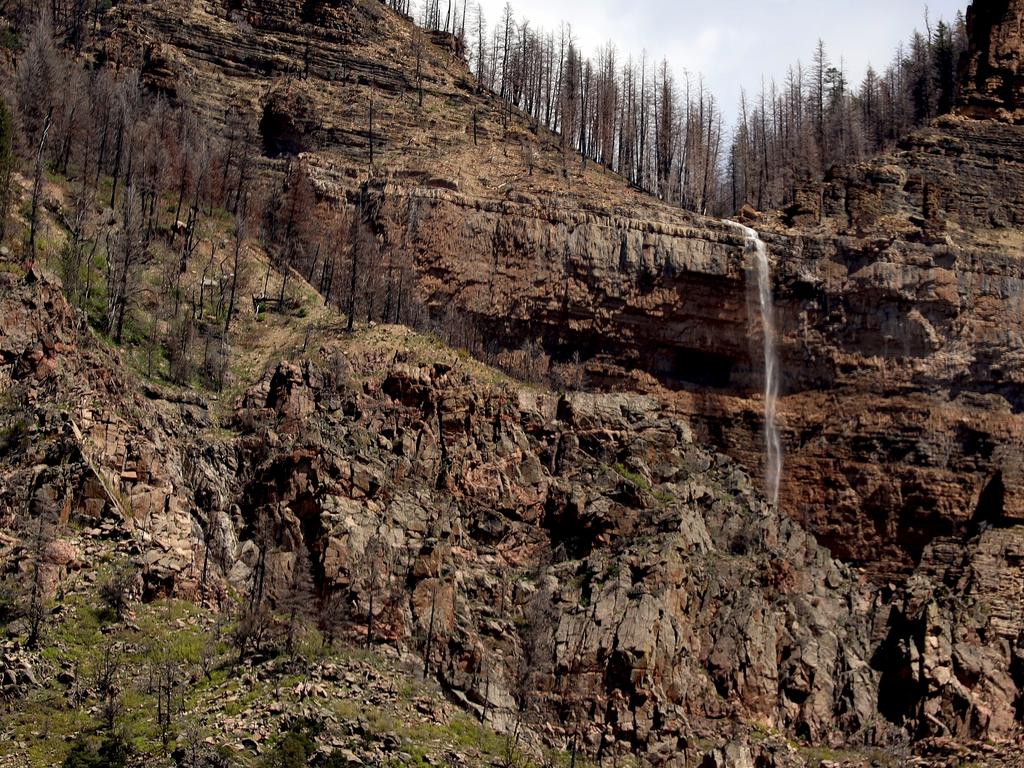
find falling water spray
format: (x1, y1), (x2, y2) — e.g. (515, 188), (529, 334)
(726, 221), (783, 507)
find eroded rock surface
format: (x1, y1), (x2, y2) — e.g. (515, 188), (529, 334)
(958, 0), (1024, 122)
(4, 0), (1023, 758)
(358, 117), (1024, 582)
(2, 266), (1022, 758)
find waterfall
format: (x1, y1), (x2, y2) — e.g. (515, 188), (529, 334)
(726, 221), (783, 507)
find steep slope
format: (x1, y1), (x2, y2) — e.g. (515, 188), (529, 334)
(102, 0), (669, 208)
(101, 0), (1024, 574)
(0, 255), (888, 765)
(84, 0), (1024, 750)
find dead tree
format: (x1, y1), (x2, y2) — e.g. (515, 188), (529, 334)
(27, 110), (52, 261)
(281, 545), (315, 657)
(92, 640), (125, 731)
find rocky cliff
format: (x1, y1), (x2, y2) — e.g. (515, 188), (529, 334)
(0, 263), (874, 762)
(4, 0), (1024, 761)
(362, 117), (1024, 571)
(105, 0), (1024, 579)
(3, 256), (1020, 765)
(958, 0), (1024, 122)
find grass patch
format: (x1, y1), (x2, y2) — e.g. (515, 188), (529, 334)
(612, 463), (652, 492)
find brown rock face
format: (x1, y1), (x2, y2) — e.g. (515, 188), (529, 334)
(361, 118), (1024, 579)
(6, 261), (1021, 753)
(72, 0), (1024, 751)
(958, 0), (1024, 121)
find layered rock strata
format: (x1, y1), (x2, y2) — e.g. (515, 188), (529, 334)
(361, 116), (1024, 578)
(958, 0), (1024, 122)
(3, 264), (1021, 756)
(31, 0), (1024, 751)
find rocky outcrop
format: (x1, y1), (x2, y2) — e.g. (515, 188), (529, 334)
(228, 361), (881, 749)
(0, 4), (998, 766)
(958, 0), (1024, 122)
(0, 643), (40, 696)
(259, 84), (322, 157)
(0, 266), (214, 602)
(358, 117), (1024, 581)
(3, 262), (1022, 755)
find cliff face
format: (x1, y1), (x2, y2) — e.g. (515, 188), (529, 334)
(59, 0), (1024, 751)
(0, 266), (877, 759)
(958, 0), (1024, 122)
(5, 248), (1024, 761)
(365, 117), (1024, 574)
(5, 260), (1022, 759)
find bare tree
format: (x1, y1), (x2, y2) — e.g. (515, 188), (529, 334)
(58, 179), (99, 307)
(231, 603), (272, 662)
(317, 589), (347, 650)
(355, 529), (394, 649)
(23, 510), (56, 649)
(411, 27), (426, 107)
(153, 655), (183, 753)
(280, 544), (315, 657)
(15, 18), (61, 149)
(105, 184), (147, 342)
(223, 213), (248, 338)
(0, 99), (14, 244)
(99, 565), (135, 622)
(92, 640), (125, 731)
(27, 109), (52, 261)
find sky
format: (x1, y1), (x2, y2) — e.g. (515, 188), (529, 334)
(468, 0), (968, 124)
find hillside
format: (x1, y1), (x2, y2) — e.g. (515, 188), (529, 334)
(0, 236), (901, 767)
(97, 0), (1024, 571)
(1, 0), (1024, 767)
(102, 0), (673, 209)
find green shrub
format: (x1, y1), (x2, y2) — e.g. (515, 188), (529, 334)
(612, 463), (652, 492)
(62, 733), (133, 768)
(0, 26), (19, 51)
(264, 718), (324, 768)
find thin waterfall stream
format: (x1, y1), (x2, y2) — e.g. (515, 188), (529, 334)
(726, 221), (783, 507)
